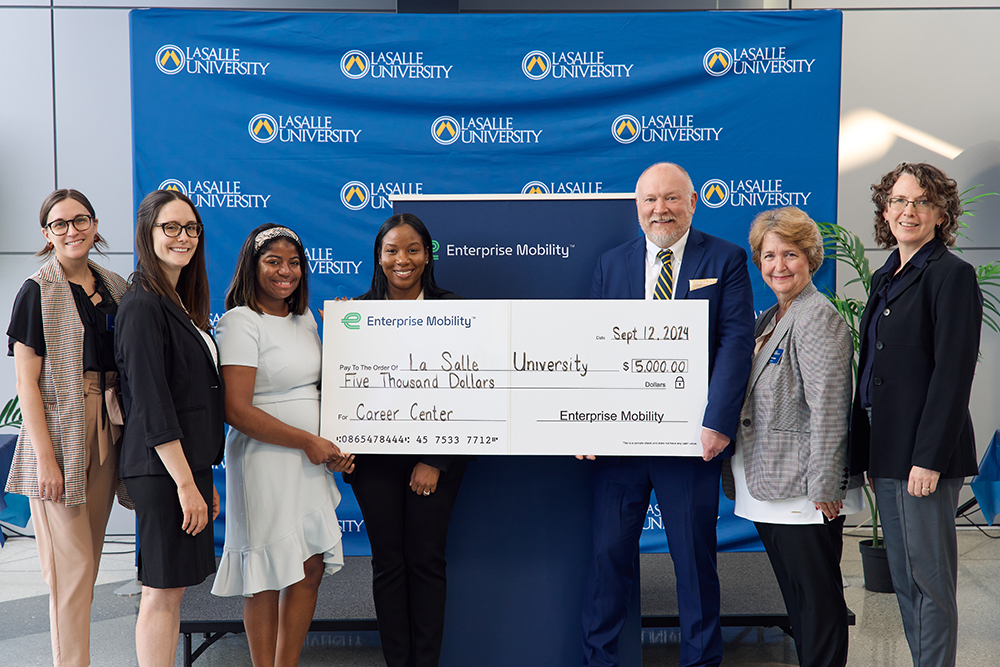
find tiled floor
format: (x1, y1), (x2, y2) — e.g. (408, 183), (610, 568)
(1, 525), (999, 666)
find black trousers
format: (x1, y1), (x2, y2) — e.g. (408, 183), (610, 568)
(352, 455), (464, 667)
(755, 517), (849, 667)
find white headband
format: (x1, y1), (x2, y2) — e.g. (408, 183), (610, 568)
(253, 227), (301, 252)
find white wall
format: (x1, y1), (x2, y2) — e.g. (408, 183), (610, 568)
(2, 2), (999, 531)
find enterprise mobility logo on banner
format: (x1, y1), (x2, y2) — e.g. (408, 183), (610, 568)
(521, 180), (603, 195)
(439, 238), (574, 260)
(521, 50), (633, 80)
(248, 114), (362, 144)
(702, 46), (815, 77)
(158, 179), (271, 209)
(431, 116), (543, 145)
(699, 178), (812, 209)
(340, 181), (423, 211)
(154, 44), (269, 76)
(611, 114), (723, 145)
(340, 50), (453, 79)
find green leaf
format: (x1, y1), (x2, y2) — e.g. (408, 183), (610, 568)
(1, 396), (22, 430)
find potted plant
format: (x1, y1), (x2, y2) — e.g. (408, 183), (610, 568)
(817, 186), (999, 593)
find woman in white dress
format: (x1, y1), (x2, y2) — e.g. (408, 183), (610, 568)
(211, 223), (354, 667)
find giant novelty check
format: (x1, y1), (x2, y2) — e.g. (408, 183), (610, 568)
(320, 300), (708, 456)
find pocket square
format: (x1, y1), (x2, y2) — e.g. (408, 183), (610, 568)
(689, 278), (718, 291)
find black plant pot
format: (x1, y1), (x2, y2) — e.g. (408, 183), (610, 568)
(859, 539), (894, 593)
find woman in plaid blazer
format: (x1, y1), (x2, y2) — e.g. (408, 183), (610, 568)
(731, 207), (864, 667)
(6, 189), (128, 667)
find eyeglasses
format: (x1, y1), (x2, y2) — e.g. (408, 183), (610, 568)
(46, 215), (94, 236)
(153, 222), (203, 238)
(887, 197), (936, 213)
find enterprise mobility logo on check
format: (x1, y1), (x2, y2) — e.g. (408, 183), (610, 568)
(341, 312), (473, 330)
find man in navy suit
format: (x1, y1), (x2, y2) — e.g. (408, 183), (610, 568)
(582, 163), (754, 667)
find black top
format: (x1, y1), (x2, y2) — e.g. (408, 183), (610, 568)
(115, 282), (225, 478)
(6, 272), (118, 372)
(848, 238), (982, 480)
(857, 239), (936, 409)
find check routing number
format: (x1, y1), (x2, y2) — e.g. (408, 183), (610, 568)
(320, 300), (708, 456)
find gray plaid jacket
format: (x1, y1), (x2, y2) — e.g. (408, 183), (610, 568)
(736, 282), (853, 502)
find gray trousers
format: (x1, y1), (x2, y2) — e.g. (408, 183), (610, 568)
(873, 477), (962, 667)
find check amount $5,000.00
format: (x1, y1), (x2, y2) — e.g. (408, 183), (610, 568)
(625, 358), (688, 374)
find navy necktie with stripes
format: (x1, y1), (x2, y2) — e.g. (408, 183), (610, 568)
(655, 248), (674, 300)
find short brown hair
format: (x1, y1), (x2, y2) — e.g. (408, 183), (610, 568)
(871, 163), (962, 249)
(748, 206), (824, 274)
(36, 189), (108, 258)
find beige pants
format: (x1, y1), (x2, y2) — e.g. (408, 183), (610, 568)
(29, 371), (119, 667)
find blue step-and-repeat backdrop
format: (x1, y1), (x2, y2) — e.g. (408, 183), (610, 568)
(130, 9), (843, 555)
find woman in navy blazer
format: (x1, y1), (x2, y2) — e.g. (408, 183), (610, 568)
(849, 163), (982, 667)
(115, 190), (224, 667)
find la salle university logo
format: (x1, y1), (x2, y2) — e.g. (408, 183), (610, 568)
(248, 114), (278, 143)
(522, 181), (549, 195)
(158, 179), (187, 195)
(700, 180), (730, 208)
(341, 50), (370, 79)
(522, 51), (551, 80)
(431, 116), (460, 145)
(341, 181), (370, 210)
(155, 45), (185, 75)
(612, 114), (640, 144)
(703, 48), (732, 76)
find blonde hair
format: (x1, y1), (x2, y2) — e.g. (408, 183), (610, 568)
(748, 206), (824, 274)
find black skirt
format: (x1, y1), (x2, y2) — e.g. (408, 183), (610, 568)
(125, 468), (216, 589)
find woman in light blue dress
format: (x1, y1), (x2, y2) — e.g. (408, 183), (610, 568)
(211, 223), (353, 667)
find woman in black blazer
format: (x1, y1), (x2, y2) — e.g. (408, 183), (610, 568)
(347, 213), (468, 667)
(849, 163), (982, 667)
(115, 190), (225, 667)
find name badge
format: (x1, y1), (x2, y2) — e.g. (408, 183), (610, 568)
(769, 348), (783, 364)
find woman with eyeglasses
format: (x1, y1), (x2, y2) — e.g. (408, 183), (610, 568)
(114, 190), (225, 667)
(849, 163), (982, 667)
(6, 190), (128, 667)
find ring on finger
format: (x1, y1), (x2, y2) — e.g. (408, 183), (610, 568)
(423, 490), (430, 496)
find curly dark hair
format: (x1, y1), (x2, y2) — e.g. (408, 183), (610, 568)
(871, 162), (962, 249)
